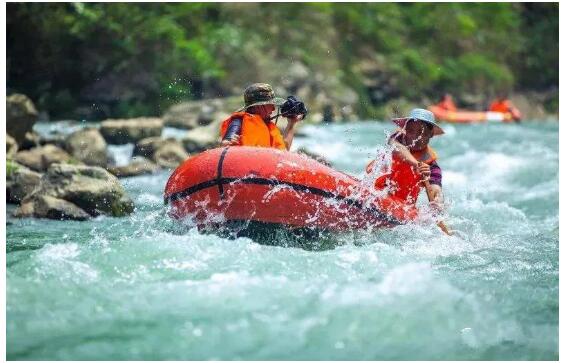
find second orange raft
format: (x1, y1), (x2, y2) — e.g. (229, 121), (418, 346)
(164, 147), (418, 232)
(428, 105), (517, 124)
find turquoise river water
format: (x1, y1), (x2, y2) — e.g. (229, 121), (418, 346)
(6, 121), (558, 360)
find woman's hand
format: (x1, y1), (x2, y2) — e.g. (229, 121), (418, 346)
(416, 161), (431, 180)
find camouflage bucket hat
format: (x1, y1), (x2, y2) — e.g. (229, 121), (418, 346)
(237, 83), (285, 112)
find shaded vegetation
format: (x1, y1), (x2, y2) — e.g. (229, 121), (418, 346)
(7, 2), (558, 119)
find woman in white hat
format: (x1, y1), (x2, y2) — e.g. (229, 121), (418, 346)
(365, 108), (446, 211)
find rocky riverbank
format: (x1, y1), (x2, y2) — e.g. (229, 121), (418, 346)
(6, 93), (254, 221)
(6, 95), (196, 220)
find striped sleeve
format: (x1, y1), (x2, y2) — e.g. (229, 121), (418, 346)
(223, 118), (242, 140)
(429, 161), (442, 187)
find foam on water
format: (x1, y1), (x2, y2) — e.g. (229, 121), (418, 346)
(7, 121), (558, 360)
(107, 144), (134, 166)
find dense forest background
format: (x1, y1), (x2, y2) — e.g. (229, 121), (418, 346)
(7, 2), (558, 120)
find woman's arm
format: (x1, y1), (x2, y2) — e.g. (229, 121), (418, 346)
(388, 138), (433, 180)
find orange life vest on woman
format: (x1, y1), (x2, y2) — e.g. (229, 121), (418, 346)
(366, 146), (438, 204)
(220, 112), (286, 150)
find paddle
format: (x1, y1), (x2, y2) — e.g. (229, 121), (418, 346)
(422, 179), (453, 236)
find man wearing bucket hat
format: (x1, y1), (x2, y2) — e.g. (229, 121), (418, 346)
(220, 83), (305, 150)
(365, 108), (446, 211)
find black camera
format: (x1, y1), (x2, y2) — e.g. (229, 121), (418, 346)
(280, 96), (307, 120)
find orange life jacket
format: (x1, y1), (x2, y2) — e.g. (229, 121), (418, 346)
(489, 100), (511, 113)
(489, 99), (522, 121)
(366, 146), (438, 204)
(220, 112), (286, 150)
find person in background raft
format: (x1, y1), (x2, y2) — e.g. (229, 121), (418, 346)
(220, 83), (304, 151)
(489, 95), (522, 122)
(365, 108), (445, 211)
(434, 93), (458, 112)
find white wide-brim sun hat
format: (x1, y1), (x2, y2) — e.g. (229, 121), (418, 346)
(392, 108), (445, 136)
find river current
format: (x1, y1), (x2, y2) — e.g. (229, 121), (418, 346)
(6, 120), (559, 360)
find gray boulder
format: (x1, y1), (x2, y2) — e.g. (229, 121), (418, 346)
(7, 135), (18, 158)
(19, 131), (69, 151)
(163, 97), (239, 129)
(6, 162), (42, 204)
(65, 128), (108, 167)
(14, 144), (72, 172)
(181, 118), (222, 153)
(18, 131), (41, 150)
(107, 157), (161, 178)
(7, 94), (38, 144)
(133, 137), (173, 159)
(133, 137), (189, 169)
(153, 143), (189, 169)
(14, 195), (91, 221)
(14, 163), (134, 220)
(163, 102), (198, 129)
(100, 117), (163, 144)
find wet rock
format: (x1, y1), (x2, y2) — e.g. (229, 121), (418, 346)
(181, 117), (222, 153)
(14, 163), (134, 219)
(181, 132), (219, 153)
(6, 161), (42, 204)
(14, 144), (72, 172)
(134, 137), (189, 169)
(7, 94), (38, 144)
(163, 98), (238, 129)
(18, 131), (70, 151)
(133, 137), (172, 159)
(100, 117), (163, 144)
(197, 104), (223, 126)
(107, 157), (161, 178)
(18, 131), (41, 150)
(64, 128), (108, 167)
(7, 135), (18, 158)
(14, 195), (91, 221)
(153, 142), (189, 169)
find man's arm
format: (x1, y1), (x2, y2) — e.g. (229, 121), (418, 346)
(221, 118), (242, 146)
(282, 116), (300, 151)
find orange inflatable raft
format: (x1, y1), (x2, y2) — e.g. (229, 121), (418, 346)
(164, 147), (418, 232)
(428, 105), (516, 124)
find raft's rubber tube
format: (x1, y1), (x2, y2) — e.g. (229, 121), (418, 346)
(164, 147), (418, 231)
(428, 105), (513, 124)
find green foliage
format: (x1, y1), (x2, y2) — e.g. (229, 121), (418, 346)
(6, 2), (558, 119)
(6, 160), (20, 177)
